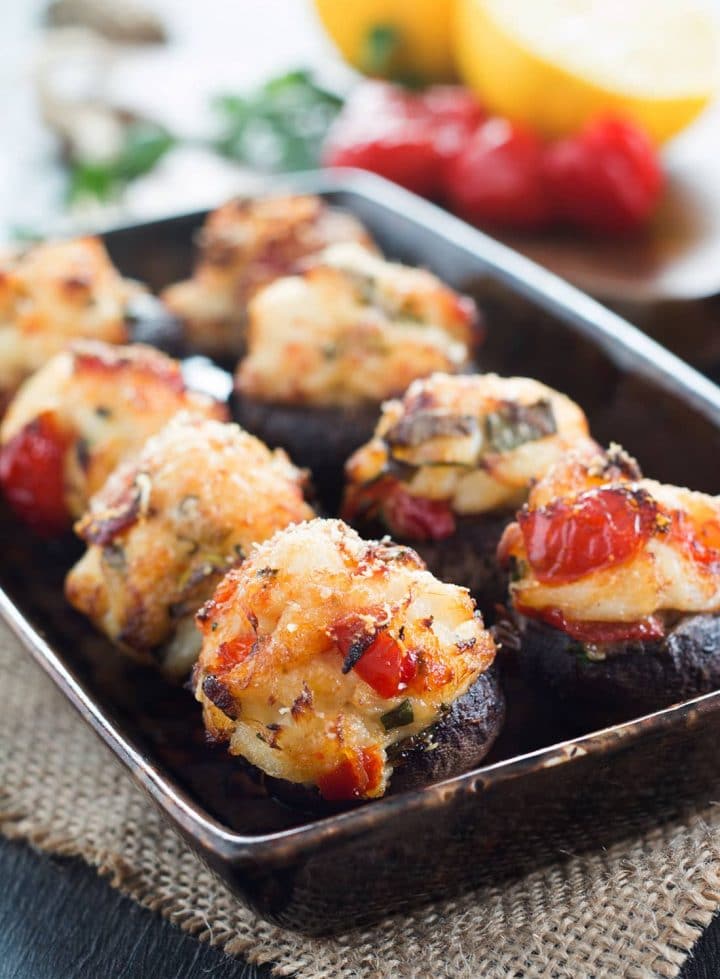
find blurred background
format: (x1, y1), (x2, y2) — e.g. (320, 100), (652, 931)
(2, 0), (720, 367)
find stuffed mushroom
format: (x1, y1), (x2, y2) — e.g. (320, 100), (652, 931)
(194, 518), (503, 804)
(161, 194), (374, 358)
(234, 244), (480, 499)
(0, 236), (140, 408)
(498, 442), (720, 728)
(0, 340), (226, 534)
(342, 372), (593, 609)
(65, 413), (314, 677)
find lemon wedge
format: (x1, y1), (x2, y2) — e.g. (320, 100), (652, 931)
(453, 0), (719, 142)
(314, 0), (456, 83)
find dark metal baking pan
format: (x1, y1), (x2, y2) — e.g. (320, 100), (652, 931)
(4, 169), (720, 935)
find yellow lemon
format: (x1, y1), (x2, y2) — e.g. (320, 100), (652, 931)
(454, 0), (719, 143)
(313, 0), (456, 84)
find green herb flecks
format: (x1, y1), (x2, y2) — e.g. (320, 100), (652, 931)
(485, 399), (557, 454)
(568, 640), (593, 664)
(213, 69), (343, 172)
(508, 556), (528, 583)
(380, 698), (414, 731)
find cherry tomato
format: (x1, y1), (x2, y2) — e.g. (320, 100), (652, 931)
(0, 413), (70, 536)
(323, 81), (440, 196)
(418, 85), (486, 168)
(382, 483), (456, 541)
(443, 117), (551, 230)
(317, 747), (384, 801)
(543, 115), (663, 234)
(322, 81), (484, 198)
(516, 603), (665, 643)
(518, 487), (657, 585)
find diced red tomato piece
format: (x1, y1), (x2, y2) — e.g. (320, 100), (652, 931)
(518, 487), (657, 585)
(543, 115), (663, 234)
(317, 747), (384, 801)
(0, 412), (70, 536)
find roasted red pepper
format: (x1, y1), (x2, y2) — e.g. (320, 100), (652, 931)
(516, 603), (665, 643)
(518, 486), (658, 585)
(343, 478), (456, 541)
(213, 634), (256, 676)
(331, 612), (418, 698)
(317, 747), (384, 801)
(382, 483), (456, 541)
(0, 412), (70, 535)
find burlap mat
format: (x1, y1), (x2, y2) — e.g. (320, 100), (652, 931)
(2, 620), (720, 978)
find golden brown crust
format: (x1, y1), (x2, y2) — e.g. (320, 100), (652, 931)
(0, 237), (137, 400)
(501, 444), (720, 624)
(235, 244), (477, 407)
(1, 340), (226, 519)
(194, 518), (496, 797)
(343, 372), (594, 528)
(161, 195), (374, 357)
(65, 413), (314, 675)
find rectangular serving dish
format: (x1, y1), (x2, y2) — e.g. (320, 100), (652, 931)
(5, 169), (720, 935)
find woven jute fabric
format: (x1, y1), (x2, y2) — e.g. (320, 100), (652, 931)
(2, 620), (720, 979)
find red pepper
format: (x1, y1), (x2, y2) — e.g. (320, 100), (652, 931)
(352, 631), (418, 698)
(443, 117), (551, 230)
(0, 413), (70, 536)
(317, 747), (384, 801)
(214, 634), (255, 676)
(518, 486), (658, 585)
(382, 483), (456, 541)
(516, 603), (665, 644)
(322, 81), (484, 198)
(343, 478), (456, 541)
(331, 612), (418, 698)
(543, 115), (663, 234)
(671, 510), (720, 569)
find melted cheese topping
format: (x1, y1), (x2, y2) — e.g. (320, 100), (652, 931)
(161, 194), (373, 357)
(194, 518), (495, 797)
(235, 244), (477, 406)
(502, 445), (720, 623)
(66, 413), (314, 675)
(0, 237), (136, 399)
(1, 341), (225, 518)
(344, 372), (593, 523)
